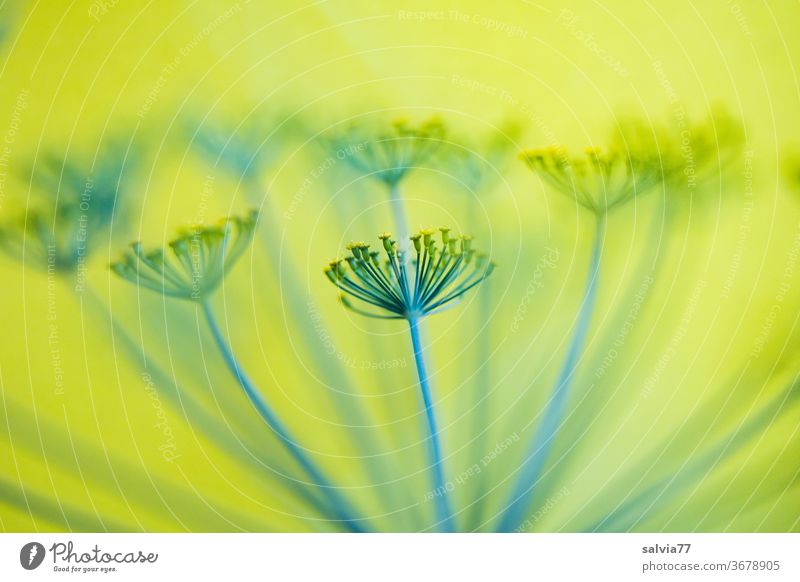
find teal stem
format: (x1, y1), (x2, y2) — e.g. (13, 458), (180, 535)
(467, 277), (493, 530)
(82, 288), (332, 518)
(464, 201), (493, 530)
(408, 315), (454, 532)
(393, 179), (445, 530)
(523, 202), (663, 506)
(200, 301), (365, 532)
(497, 216), (605, 532)
(245, 177), (408, 511)
(245, 177), (381, 434)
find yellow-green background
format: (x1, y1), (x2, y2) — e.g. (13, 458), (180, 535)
(0, 0), (798, 532)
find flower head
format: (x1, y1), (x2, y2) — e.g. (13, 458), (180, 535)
(326, 115), (446, 187)
(0, 204), (86, 271)
(187, 114), (292, 180)
(324, 227), (494, 319)
(0, 143), (136, 272)
(520, 145), (660, 214)
(31, 143), (136, 226)
(112, 210), (258, 301)
(613, 108), (744, 190)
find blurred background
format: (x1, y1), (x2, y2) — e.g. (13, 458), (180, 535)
(0, 0), (798, 532)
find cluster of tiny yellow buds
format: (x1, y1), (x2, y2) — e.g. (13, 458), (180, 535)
(112, 210), (258, 301)
(612, 110), (744, 190)
(409, 227), (474, 259)
(391, 117), (410, 131)
(390, 115), (445, 137)
(520, 146), (622, 171)
(519, 145), (567, 162)
(324, 228), (494, 319)
(326, 115), (447, 187)
(519, 143), (658, 214)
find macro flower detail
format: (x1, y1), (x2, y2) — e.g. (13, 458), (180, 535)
(325, 227), (494, 531)
(325, 116), (447, 245)
(187, 114), (294, 182)
(112, 209), (364, 531)
(520, 145), (660, 214)
(325, 227), (495, 319)
(615, 108), (744, 192)
(520, 110), (744, 216)
(111, 210), (258, 301)
(2, 0), (798, 550)
(0, 144), (135, 273)
(0, 204), (88, 272)
(328, 116), (446, 188)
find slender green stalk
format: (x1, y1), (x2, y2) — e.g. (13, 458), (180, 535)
(525, 203), (663, 505)
(245, 177), (409, 508)
(466, 277), (494, 529)
(246, 178), (382, 430)
(326, 228), (493, 531)
(497, 216), (605, 532)
(201, 301), (365, 532)
(465, 203), (493, 530)
(390, 181), (447, 530)
(409, 315), (454, 532)
(82, 288), (332, 518)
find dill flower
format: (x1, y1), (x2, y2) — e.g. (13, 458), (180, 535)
(0, 203), (85, 271)
(327, 115), (446, 188)
(325, 115), (446, 244)
(187, 115), (394, 488)
(519, 145), (660, 215)
(325, 227), (495, 320)
(111, 211), (258, 301)
(0, 144), (135, 273)
(187, 114), (291, 181)
(31, 144), (135, 225)
(511, 140), (632, 532)
(614, 108), (744, 192)
(325, 227), (494, 531)
(112, 210), (364, 531)
(520, 110), (744, 216)
(502, 110), (745, 533)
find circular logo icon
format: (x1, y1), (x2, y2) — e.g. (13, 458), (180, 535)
(20, 542), (46, 570)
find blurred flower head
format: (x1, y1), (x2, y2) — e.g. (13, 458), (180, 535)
(325, 226), (494, 319)
(186, 113), (294, 181)
(614, 107), (744, 192)
(112, 210), (258, 301)
(520, 144), (660, 214)
(0, 141), (136, 273)
(325, 115), (446, 187)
